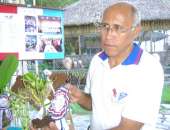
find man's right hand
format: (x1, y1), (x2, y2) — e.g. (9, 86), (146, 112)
(66, 83), (92, 111)
(66, 83), (82, 103)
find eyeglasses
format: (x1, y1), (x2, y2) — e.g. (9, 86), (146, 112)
(95, 22), (135, 34)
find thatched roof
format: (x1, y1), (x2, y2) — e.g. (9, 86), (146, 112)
(64, 0), (170, 26)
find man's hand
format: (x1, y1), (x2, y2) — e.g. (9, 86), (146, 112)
(66, 83), (82, 103)
(66, 83), (92, 111)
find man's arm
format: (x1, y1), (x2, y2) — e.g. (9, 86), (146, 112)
(110, 117), (143, 130)
(77, 92), (92, 111)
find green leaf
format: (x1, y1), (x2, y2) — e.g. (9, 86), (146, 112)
(0, 55), (18, 93)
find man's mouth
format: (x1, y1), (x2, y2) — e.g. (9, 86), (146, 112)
(104, 43), (117, 48)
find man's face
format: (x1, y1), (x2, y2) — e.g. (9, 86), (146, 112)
(100, 5), (140, 58)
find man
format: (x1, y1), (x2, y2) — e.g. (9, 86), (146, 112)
(67, 1), (164, 130)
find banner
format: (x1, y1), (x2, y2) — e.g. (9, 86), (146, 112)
(0, 4), (64, 60)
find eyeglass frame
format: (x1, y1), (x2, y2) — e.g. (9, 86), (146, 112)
(95, 22), (136, 34)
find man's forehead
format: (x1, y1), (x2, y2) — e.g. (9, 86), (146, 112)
(104, 3), (133, 16)
(102, 4), (134, 24)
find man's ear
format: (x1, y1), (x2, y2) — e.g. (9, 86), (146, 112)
(133, 24), (141, 39)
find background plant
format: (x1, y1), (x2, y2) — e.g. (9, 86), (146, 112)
(13, 72), (51, 111)
(35, 0), (79, 8)
(0, 55), (18, 94)
(9, 93), (30, 130)
(9, 72), (52, 129)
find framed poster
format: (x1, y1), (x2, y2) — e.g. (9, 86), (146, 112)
(0, 4), (64, 60)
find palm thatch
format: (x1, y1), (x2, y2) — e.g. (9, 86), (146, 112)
(64, 0), (170, 30)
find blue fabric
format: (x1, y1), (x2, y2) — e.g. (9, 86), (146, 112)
(98, 51), (108, 61)
(122, 43), (143, 65)
(98, 43), (143, 65)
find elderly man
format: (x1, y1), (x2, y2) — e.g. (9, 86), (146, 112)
(68, 1), (164, 130)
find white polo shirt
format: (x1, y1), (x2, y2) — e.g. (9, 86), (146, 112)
(84, 43), (164, 130)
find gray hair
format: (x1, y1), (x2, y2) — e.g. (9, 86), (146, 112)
(127, 2), (141, 26)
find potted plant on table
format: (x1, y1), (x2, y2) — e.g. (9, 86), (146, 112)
(11, 71), (54, 129)
(11, 71), (75, 130)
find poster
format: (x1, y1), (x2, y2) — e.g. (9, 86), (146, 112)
(0, 4), (64, 60)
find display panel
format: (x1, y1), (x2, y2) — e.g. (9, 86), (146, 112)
(0, 4), (64, 60)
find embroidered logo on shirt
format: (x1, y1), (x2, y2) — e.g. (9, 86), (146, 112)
(118, 92), (128, 101)
(112, 88), (128, 102)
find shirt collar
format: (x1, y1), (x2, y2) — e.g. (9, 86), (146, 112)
(98, 43), (143, 65)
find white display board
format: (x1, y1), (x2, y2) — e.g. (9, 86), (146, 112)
(0, 4), (64, 60)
